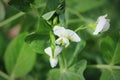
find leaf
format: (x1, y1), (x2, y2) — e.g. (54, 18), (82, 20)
(25, 32), (49, 54)
(110, 39), (120, 65)
(100, 36), (115, 64)
(44, 0), (65, 14)
(42, 0), (65, 25)
(0, 1), (5, 21)
(25, 17), (51, 54)
(100, 69), (120, 80)
(32, 0), (46, 9)
(100, 36), (120, 80)
(36, 17), (51, 34)
(21, 14), (36, 32)
(63, 40), (86, 66)
(44, 0), (59, 13)
(100, 36), (120, 65)
(8, 0), (34, 12)
(42, 11), (56, 20)
(4, 33), (36, 78)
(47, 60), (87, 80)
(67, 0), (105, 12)
(0, 34), (4, 57)
(69, 60), (87, 75)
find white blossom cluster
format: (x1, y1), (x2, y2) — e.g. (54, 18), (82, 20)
(44, 14), (110, 68)
(44, 26), (81, 68)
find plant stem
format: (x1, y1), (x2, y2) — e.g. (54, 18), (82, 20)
(67, 19), (82, 24)
(49, 31), (56, 57)
(59, 53), (67, 69)
(68, 41), (83, 67)
(87, 64), (120, 70)
(9, 74), (15, 80)
(0, 12), (25, 27)
(67, 8), (94, 24)
(67, 8), (85, 21)
(0, 70), (9, 80)
(75, 26), (87, 32)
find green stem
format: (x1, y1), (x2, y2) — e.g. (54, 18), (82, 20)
(36, 15), (40, 32)
(110, 39), (120, 65)
(67, 19), (82, 24)
(87, 64), (120, 70)
(67, 8), (85, 21)
(68, 42), (81, 67)
(9, 74), (15, 80)
(0, 12), (25, 27)
(49, 31), (56, 57)
(67, 8), (93, 24)
(75, 26), (87, 32)
(59, 53), (67, 69)
(0, 70), (9, 80)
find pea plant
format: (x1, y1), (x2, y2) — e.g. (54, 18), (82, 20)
(0, 0), (120, 80)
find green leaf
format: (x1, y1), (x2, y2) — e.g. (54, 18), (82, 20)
(8, 0), (34, 12)
(0, 34), (4, 57)
(44, 0), (59, 13)
(4, 33), (36, 78)
(21, 14), (36, 32)
(42, 0), (65, 25)
(100, 36), (115, 64)
(25, 32), (49, 54)
(32, 0), (46, 9)
(0, 1), (5, 21)
(36, 17), (51, 34)
(110, 39), (120, 65)
(42, 11), (56, 20)
(63, 40), (86, 66)
(44, 0), (65, 13)
(30, 0), (47, 15)
(100, 36), (120, 65)
(47, 60), (87, 80)
(100, 36), (120, 80)
(100, 69), (120, 80)
(69, 60), (87, 75)
(67, 0), (105, 12)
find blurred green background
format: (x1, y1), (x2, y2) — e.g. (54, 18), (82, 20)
(0, 0), (120, 80)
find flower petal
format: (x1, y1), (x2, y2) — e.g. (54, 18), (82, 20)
(93, 14), (109, 35)
(55, 37), (70, 47)
(102, 19), (110, 32)
(66, 29), (81, 42)
(54, 46), (63, 57)
(55, 37), (62, 45)
(62, 37), (70, 47)
(44, 47), (52, 57)
(53, 25), (65, 37)
(50, 57), (58, 68)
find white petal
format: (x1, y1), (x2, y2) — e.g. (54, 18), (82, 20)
(102, 19), (110, 32)
(93, 19), (106, 35)
(97, 14), (107, 22)
(93, 14), (109, 35)
(66, 29), (81, 42)
(50, 57), (58, 68)
(55, 37), (70, 47)
(103, 14), (108, 17)
(55, 37), (62, 45)
(62, 37), (70, 47)
(53, 25), (65, 37)
(44, 47), (52, 57)
(54, 46), (63, 57)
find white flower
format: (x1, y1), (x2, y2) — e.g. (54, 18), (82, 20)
(44, 46), (62, 68)
(93, 14), (110, 35)
(53, 26), (81, 47)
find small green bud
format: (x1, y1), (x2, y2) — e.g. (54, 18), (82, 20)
(53, 16), (58, 25)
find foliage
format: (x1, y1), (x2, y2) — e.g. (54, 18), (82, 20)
(0, 0), (120, 80)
